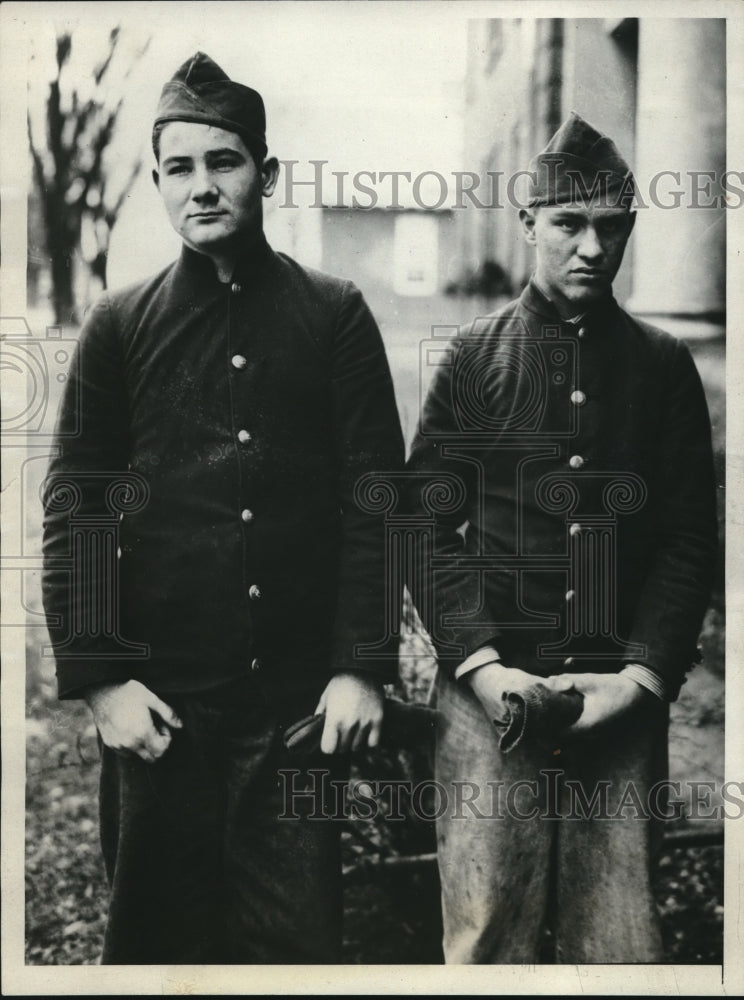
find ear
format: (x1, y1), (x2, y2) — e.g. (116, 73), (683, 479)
(261, 156), (280, 198)
(152, 169), (160, 191)
(519, 208), (537, 246)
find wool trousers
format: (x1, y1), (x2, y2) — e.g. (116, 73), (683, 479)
(434, 669), (669, 964)
(98, 674), (342, 964)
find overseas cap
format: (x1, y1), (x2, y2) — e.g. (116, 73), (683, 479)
(153, 51), (267, 160)
(527, 112), (635, 208)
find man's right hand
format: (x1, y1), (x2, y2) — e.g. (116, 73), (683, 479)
(466, 661), (540, 723)
(84, 679), (183, 763)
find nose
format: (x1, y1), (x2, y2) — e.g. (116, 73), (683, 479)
(190, 165), (219, 202)
(576, 225), (603, 261)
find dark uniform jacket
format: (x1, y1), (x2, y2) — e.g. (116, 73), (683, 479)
(406, 279), (717, 700)
(42, 236), (405, 701)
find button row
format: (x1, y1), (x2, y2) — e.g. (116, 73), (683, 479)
(238, 428), (254, 525)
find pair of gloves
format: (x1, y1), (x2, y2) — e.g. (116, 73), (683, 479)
(284, 681), (584, 756)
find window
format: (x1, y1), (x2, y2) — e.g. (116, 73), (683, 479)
(393, 214), (439, 297)
(486, 20), (504, 72)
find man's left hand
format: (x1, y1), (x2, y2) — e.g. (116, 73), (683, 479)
(314, 671), (385, 754)
(551, 672), (652, 737)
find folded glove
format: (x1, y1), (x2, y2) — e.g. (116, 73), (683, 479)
(284, 698), (440, 754)
(494, 683), (584, 754)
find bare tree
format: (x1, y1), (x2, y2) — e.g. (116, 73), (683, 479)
(28, 27), (150, 325)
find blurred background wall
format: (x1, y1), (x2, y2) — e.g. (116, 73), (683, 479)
(459, 17), (725, 340)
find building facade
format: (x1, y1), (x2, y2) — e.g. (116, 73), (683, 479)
(459, 17), (726, 339)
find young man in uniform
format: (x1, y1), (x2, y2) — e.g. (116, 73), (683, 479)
(42, 52), (404, 964)
(406, 113), (718, 962)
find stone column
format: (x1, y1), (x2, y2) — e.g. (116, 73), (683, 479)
(626, 18), (725, 335)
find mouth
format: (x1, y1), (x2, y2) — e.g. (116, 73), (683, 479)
(189, 211), (227, 220)
(571, 268), (606, 279)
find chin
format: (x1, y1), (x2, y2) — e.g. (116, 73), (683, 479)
(572, 289), (603, 305)
(567, 284), (606, 307)
(184, 228), (230, 246)
(191, 236), (230, 252)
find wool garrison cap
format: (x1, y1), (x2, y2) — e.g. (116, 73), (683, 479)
(153, 52), (267, 159)
(527, 112), (635, 208)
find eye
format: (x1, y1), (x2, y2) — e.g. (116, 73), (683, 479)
(556, 220), (579, 233)
(598, 218), (625, 236)
(166, 163), (191, 176)
(213, 158), (239, 171)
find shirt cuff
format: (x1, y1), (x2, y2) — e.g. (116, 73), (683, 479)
(454, 645), (501, 681)
(620, 663), (669, 702)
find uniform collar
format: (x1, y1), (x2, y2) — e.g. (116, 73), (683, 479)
(176, 232), (275, 291)
(520, 275), (618, 329)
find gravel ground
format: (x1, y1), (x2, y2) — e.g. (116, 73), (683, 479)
(25, 650), (723, 965)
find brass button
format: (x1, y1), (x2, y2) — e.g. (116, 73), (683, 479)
(231, 282), (242, 294)
(563, 656), (574, 667)
(565, 590), (576, 602)
(238, 429), (252, 444)
(570, 390), (586, 406)
(249, 584), (261, 600)
(241, 508), (254, 523)
(569, 523), (582, 537)
(250, 657), (261, 672)
(577, 326), (587, 339)
(231, 354), (247, 370)
(569, 455), (585, 469)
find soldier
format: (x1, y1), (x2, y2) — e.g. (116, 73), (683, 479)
(42, 52), (404, 964)
(406, 113), (718, 962)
